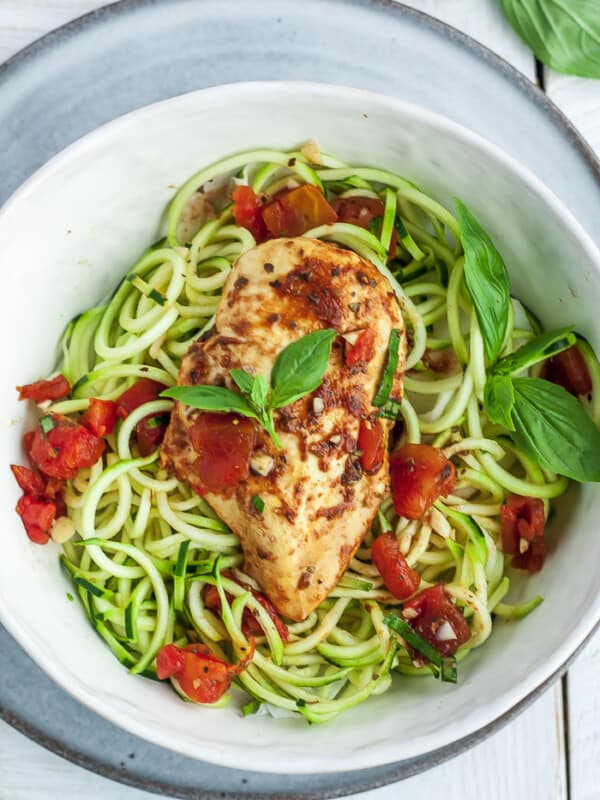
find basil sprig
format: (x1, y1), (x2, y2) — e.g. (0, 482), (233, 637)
(162, 329), (336, 449)
(484, 329), (600, 483)
(502, 0), (600, 79)
(455, 199), (510, 365)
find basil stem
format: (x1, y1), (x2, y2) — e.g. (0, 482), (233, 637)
(373, 328), (402, 407)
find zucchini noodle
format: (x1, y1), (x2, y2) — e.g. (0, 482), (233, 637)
(43, 145), (595, 722)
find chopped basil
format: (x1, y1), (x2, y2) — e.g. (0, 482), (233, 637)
(242, 699), (261, 716)
(384, 611), (458, 684)
(373, 328), (402, 407)
(40, 415), (56, 435)
(252, 494), (265, 514)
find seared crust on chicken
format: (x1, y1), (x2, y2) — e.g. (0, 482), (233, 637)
(161, 237), (405, 620)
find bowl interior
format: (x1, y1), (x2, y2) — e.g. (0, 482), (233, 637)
(1, 82), (599, 773)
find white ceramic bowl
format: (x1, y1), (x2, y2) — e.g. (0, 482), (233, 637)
(1, 82), (599, 774)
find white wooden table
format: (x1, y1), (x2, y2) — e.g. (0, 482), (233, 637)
(0, 2), (598, 798)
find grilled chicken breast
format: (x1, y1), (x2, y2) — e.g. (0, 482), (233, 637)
(161, 237), (405, 621)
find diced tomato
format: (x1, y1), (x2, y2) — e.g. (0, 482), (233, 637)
(136, 414), (169, 457)
(81, 398), (118, 438)
(17, 374), (70, 403)
(390, 444), (456, 520)
(23, 430), (35, 455)
(15, 494), (55, 544)
(10, 464), (45, 497)
(333, 195), (397, 259)
(29, 415), (105, 480)
(372, 531), (421, 600)
(333, 196), (384, 228)
(232, 185), (267, 243)
(203, 576), (289, 641)
(115, 380), (169, 455)
(261, 184), (337, 238)
(358, 418), (385, 473)
(345, 329), (376, 366)
(541, 344), (592, 396)
(500, 494), (546, 572)
(403, 584), (470, 657)
(190, 413), (256, 492)
(156, 643), (185, 679)
(116, 379), (166, 419)
(156, 640), (255, 704)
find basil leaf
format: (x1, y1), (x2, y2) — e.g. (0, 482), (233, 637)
(373, 328), (401, 407)
(251, 374), (269, 410)
(502, 0), (600, 78)
(269, 329), (336, 409)
(494, 326), (576, 376)
(511, 377), (600, 482)
(230, 368), (255, 396)
(161, 385), (258, 418)
(484, 374), (515, 430)
(455, 199), (510, 365)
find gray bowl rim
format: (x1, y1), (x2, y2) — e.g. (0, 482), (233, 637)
(0, 0), (599, 797)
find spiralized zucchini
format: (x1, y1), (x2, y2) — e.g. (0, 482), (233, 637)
(49, 146), (584, 722)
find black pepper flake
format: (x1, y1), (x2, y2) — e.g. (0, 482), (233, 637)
(270, 279), (282, 288)
(288, 157), (296, 167)
(263, 262), (275, 273)
(369, 278), (377, 287)
(348, 302), (361, 312)
(357, 271), (369, 285)
(299, 271), (311, 282)
(234, 276), (249, 290)
(331, 266), (341, 277)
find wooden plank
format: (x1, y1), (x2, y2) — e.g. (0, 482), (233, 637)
(398, 0), (536, 80)
(564, 631), (600, 800)
(0, 687), (567, 800)
(545, 68), (600, 800)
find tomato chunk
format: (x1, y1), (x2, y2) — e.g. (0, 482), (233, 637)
(500, 494), (546, 572)
(541, 344), (592, 396)
(136, 414), (170, 456)
(15, 494), (55, 544)
(190, 413), (256, 493)
(333, 195), (397, 259)
(81, 398), (118, 438)
(261, 185), (337, 238)
(358, 418), (385, 473)
(156, 640), (255, 704)
(10, 464), (45, 497)
(156, 643), (185, 679)
(116, 379), (169, 455)
(391, 444), (456, 520)
(232, 185), (267, 243)
(345, 329), (376, 366)
(204, 578), (289, 642)
(372, 532), (420, 600)
(116, 379), (166, 418)
(17, 374), (70, 403)
(29, 415), (105, 480)
(403, 584), (470, 657)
